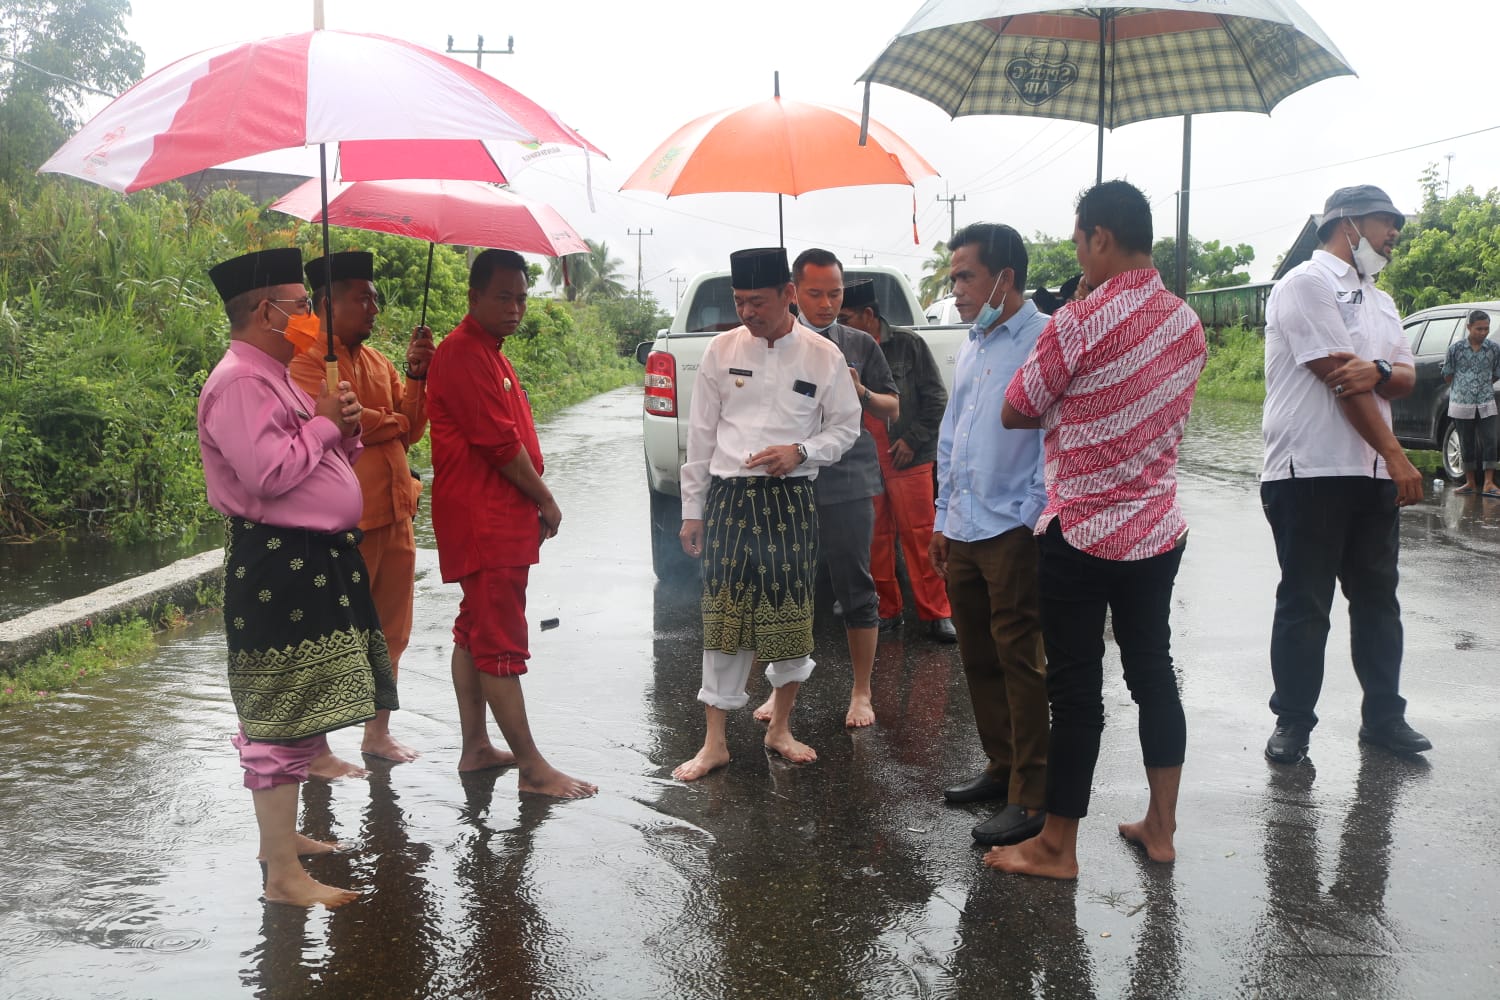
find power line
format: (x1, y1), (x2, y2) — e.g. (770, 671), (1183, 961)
(0, 52), (116, 97)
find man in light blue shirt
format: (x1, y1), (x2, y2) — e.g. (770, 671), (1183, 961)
(928, 222), (1050, 849)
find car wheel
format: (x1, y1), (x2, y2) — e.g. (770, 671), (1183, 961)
(1440, 420), (1465, 481)
(649, 487), (695, 582)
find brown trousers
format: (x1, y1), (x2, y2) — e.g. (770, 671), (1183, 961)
(359, 518), (417, 672)
(944, 526), (1049, 809)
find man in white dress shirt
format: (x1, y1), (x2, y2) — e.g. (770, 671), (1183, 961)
(673, 247), (862, 781)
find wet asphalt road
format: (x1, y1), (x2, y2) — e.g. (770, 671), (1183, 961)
(1, 388), (1498, 999)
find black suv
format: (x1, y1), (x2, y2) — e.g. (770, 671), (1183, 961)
(1394, 301), (1500, 478)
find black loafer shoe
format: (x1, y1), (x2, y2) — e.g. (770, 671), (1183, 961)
(943, 772), (1009, 804)
(1359, 718), (1432, 755)
(1264, 722), (1312, 765)
(972, 804), (1046, 846)
(928, 617), (958, 643)
(878, 615), (903, 634)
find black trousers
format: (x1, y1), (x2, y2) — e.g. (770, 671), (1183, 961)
(1260, 477), (1406, 731)
(1038, 520), (1186, 820)
(1454, 413), (1498, 472)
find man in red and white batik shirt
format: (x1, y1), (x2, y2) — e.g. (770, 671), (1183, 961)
(993, 180), (1206, 882)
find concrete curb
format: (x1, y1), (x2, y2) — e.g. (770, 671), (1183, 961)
(0, 549), (224, 675)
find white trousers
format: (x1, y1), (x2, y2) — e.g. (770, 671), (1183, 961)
(698, 650), (815, 710)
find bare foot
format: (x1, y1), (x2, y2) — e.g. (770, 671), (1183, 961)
(983, 839), (1078, 880)
(751, 696), (774, 723)
(263, 869), (361, 909)
(1118, 818), (1177, 862)
(457, 744), (519, 773)
(362, 732), (420, 763)
(517, 763), (598, 799)
(307, 752), (369, 781)
(765, 732), (817, 763)
(845, 694), (875, 728)
(673, 746), (732, 781)
(293, 833), (340, 857)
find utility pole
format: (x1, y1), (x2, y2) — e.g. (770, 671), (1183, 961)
(853, 251), (874, 266)
(670, 276), (688, 310)
(628, 228), (654, 299)
(936, 192), (967, 238)
(445, 34), (515, 68)
(1445, 152), (1455, 198)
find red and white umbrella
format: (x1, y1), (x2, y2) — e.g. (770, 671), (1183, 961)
(39, 29), (601, 385)
(38, 30), (594, 192)
(271, 178), (590, 325)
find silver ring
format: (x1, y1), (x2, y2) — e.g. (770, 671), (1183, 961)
(1334, 384), (1345, 395)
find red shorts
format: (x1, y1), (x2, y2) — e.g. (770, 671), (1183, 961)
(453, 566), (530, 677)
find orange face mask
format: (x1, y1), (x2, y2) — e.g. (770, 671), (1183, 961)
(282, 312), (323, 353)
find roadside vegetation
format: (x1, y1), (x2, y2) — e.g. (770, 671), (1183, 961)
(0, 177), (651, 543)
(0, 615), (157, 709)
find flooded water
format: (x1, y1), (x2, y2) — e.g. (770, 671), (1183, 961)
(1, 388), (1498, 999)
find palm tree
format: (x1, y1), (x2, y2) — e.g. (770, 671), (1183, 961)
(918, 241), (951, 308)
(547, 239), (628, 302)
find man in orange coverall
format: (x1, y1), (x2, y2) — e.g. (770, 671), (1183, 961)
(291, 250), (432, 775)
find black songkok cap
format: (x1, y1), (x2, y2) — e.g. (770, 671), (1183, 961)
(842, 278), (876, 312)
(305, 251), (374, 291)
(208, 248), (304, 303)
(730, 247), (791, 290)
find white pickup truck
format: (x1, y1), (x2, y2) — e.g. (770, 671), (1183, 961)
(634, 265), (968, 579)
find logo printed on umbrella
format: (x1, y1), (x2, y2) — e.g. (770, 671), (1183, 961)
(1005, 41), (1079, 107)
(1251, 24), (1300, 80)
(84, 127), (127, 175)
(649, 146), (683, 180)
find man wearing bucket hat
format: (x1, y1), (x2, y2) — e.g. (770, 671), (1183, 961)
(1260, 184), (1429, 766)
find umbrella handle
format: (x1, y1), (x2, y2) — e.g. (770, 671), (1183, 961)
(319, 143), (339, 393)
(421, 242), (434, 329)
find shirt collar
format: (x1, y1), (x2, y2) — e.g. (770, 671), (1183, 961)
(969, 298), (1040, 342)
(1311, 248), (1355, 278)
(228, 338), (292, 375)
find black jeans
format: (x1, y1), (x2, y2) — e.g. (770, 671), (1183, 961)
(1038, 520), (1187, 820)
(1454, 413), (1498, 472)
(1260, 477), (1405, 731)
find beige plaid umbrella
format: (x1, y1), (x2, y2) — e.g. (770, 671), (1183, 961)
(857, 0), (1353, 289)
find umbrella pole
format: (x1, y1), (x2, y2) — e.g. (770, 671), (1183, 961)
(319, 143), (338, 393)
(778, 194), (784, 249)
(1176, 115), (1192, 299)
(1096, 13), (1107, 186)
(421, 242), (434, 329)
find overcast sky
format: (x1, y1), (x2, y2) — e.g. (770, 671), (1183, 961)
(117, 0), (1500, 304)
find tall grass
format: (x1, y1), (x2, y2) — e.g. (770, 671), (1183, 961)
(0, 179), (636, 542)
(1196, 325), (1266, 402)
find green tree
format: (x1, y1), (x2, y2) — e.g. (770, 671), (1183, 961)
(1025, 232), (1080, 291)
(1152, 235), (1254, 291)
(1380, 165), (1500, 313)
(918, 241), (951, 307)
(1, 0), (144, 184)
(547, 238), (627, 302)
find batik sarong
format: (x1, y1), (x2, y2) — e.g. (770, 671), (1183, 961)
(701, 476), (818, 661)
(223, 518), (398, 742)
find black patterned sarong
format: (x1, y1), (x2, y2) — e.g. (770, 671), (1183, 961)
(223, 518), (398, 742)
(701, 476), (818, 661)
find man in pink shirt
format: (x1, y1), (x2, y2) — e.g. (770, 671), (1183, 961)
(996, 181), (1206, 881)
(199, 247), (396, 908)
(427, 249), (595, 799)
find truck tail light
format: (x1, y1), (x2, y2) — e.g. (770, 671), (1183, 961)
(643, 350), (677, 417)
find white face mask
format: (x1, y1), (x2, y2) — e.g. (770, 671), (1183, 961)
(1345, 228), (1388, 279)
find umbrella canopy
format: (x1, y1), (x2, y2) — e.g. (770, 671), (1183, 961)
(271, 178), (590, 257)
(859, 0), (1353, 180)
(621, 90), (937, 245)
(623, 96), (936, 197)
(38, 29), (596, 193)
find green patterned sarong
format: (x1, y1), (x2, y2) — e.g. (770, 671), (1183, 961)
(702, 476), (818, 662)
(223, 518), (398, 742)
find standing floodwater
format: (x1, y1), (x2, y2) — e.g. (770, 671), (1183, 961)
(0, 387), (1497, 998)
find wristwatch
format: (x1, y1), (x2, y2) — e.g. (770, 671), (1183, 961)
(794, 443), (808, 464)
(1373, 359), (1392, 385)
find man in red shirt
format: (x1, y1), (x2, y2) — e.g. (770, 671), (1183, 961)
(996, 181), (1206, 880)
(426, 249), (596, 799)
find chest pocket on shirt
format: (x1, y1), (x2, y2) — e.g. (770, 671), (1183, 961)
(784, 380), (819, 420)
(888, 360), (912, 385)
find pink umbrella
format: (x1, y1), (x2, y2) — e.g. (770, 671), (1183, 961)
(271, 178), (591, 323)
(38, 30), (601, 386)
